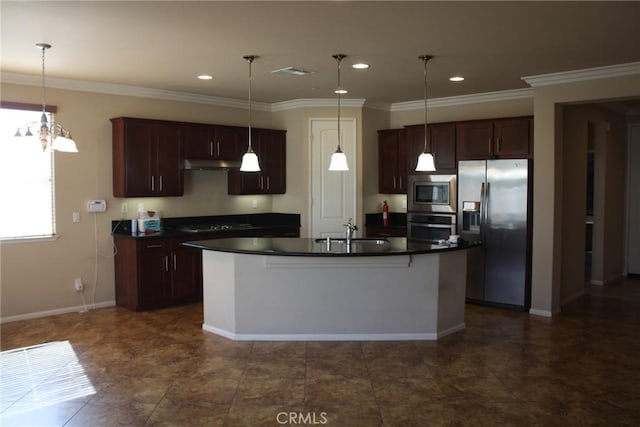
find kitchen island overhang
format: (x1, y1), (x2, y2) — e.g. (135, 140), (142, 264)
(184, 237), (480, 341)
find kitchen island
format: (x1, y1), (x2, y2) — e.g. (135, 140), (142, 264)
(184, 237), (480, 341)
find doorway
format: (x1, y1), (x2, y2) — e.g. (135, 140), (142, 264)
(309, 118), (356, 238)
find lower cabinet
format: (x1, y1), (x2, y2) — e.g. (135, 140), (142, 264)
(114, 236), (203, 311)
(114, 226), (300, 311)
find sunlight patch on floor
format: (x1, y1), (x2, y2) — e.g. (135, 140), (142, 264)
(0, 341), (95, 419)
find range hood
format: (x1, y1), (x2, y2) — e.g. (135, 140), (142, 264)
(183, 158), (241, 170)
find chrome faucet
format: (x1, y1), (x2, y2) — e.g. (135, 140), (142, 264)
(344, 218), (358, 244)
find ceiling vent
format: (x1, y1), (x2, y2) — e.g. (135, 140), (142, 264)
(271, 67), (315, 76)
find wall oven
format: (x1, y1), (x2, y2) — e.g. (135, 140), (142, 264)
(407, 213), (456, 242)
(407, 175), (457, 213)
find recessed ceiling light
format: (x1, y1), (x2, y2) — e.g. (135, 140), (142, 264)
(449, 76), (464, 82)
(198, 74), (213, 80)
(352, 63), (369, 69)
(334, 89), (348, 94)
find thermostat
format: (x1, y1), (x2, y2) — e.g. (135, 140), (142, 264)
(87, 200), (107, 213)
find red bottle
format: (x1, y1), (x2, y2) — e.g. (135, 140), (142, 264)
(382, 200), (389, 226)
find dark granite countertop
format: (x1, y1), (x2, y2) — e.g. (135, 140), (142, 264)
(111, 213), (300, 239)
(183, 237), (480, 257)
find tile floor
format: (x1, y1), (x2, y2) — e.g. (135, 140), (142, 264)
(1, 278), (639, 426)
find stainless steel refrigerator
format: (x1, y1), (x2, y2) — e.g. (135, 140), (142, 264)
(457, 159), (533, 310)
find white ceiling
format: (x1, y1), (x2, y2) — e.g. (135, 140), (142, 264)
(2, 1), (640, 105)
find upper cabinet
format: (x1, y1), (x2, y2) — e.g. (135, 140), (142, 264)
(378, 129), (408, 194)
(184, 124), (245, 161)
(456, 117), (532, 160)
(112, 117), (183, 197)
(228, 129), (286, 195)
(405, 123), (457, 174)
(112, 117), (286, 197)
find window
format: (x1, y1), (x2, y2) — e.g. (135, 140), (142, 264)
(0, 108), (56, 239)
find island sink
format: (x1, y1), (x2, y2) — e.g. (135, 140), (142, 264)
(314, 237), (389, 245)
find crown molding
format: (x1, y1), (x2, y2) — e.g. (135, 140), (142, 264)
(390, 88), (533, 112)
(271, 98), (367, 112)
(522, 61), (640, 87)
(0, 72), (272, 112)
(2, 71), (532, 113)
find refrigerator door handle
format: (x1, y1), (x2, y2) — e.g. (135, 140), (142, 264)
(484, 182), (490, 226)
(480, 182), (486, 239)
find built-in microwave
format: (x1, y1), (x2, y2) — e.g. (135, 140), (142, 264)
(407, 174), (457, 213)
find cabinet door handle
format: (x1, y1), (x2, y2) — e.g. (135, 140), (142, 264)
(173, 254), (177, 271)
(260, 176), (264, 189)
(496, 136), (501, 153)
(151, 176), (155, 192)
(399, 176), (403, 190)
(146, 244), (163, 249)
(209, 141), (214, 157)
(159, 176), (163, 192)
(216, 141), (220, 157)
(266, 176), (270, 190)
(164, 256), (169, 272)
(393, 176), (397, 190)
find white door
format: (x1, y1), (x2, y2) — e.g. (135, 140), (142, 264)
(310, 118), (356, 239)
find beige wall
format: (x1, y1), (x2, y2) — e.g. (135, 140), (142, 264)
(530, 73), (640, 316)
(561, 105), (627, 303)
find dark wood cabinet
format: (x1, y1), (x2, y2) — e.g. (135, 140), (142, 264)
(378, 129), (408, 194)
(405, 123), (457, 174)
(365, 226), (407, 238)
(112, 117), (183, 197)
(456, 117), (532, 160)
(114, 236), (202, 311)
(228, 128), (286, 194)
(184, 124), (245, 161)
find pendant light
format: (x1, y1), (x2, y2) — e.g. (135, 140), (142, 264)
(14, 43), (78, 153)
(328, 54), (349, 171)
(415, 55), (435, 172)
(240, 55), (260, 172)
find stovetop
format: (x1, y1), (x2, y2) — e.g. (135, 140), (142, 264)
(176, 223), (253, 233)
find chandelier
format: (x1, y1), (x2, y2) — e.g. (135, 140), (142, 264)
(14, 43), (78, 153)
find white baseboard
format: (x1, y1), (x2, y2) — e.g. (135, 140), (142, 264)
(1, 300), (116, 324)
(529, 308), (556, 317)
(202, 323), (466, 341)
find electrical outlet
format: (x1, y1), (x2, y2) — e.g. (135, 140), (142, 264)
(121, 203), (128, 214)
(252, 199), (258, 209)
(72, 212), (80, 223)
(74, 278), (84, 292)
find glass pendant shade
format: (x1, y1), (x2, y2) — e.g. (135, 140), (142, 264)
(51, 133), (79, 152)
(329, 149), (349, 171)
(240, 148), (260, 172)
(416, 152), (436, 172)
